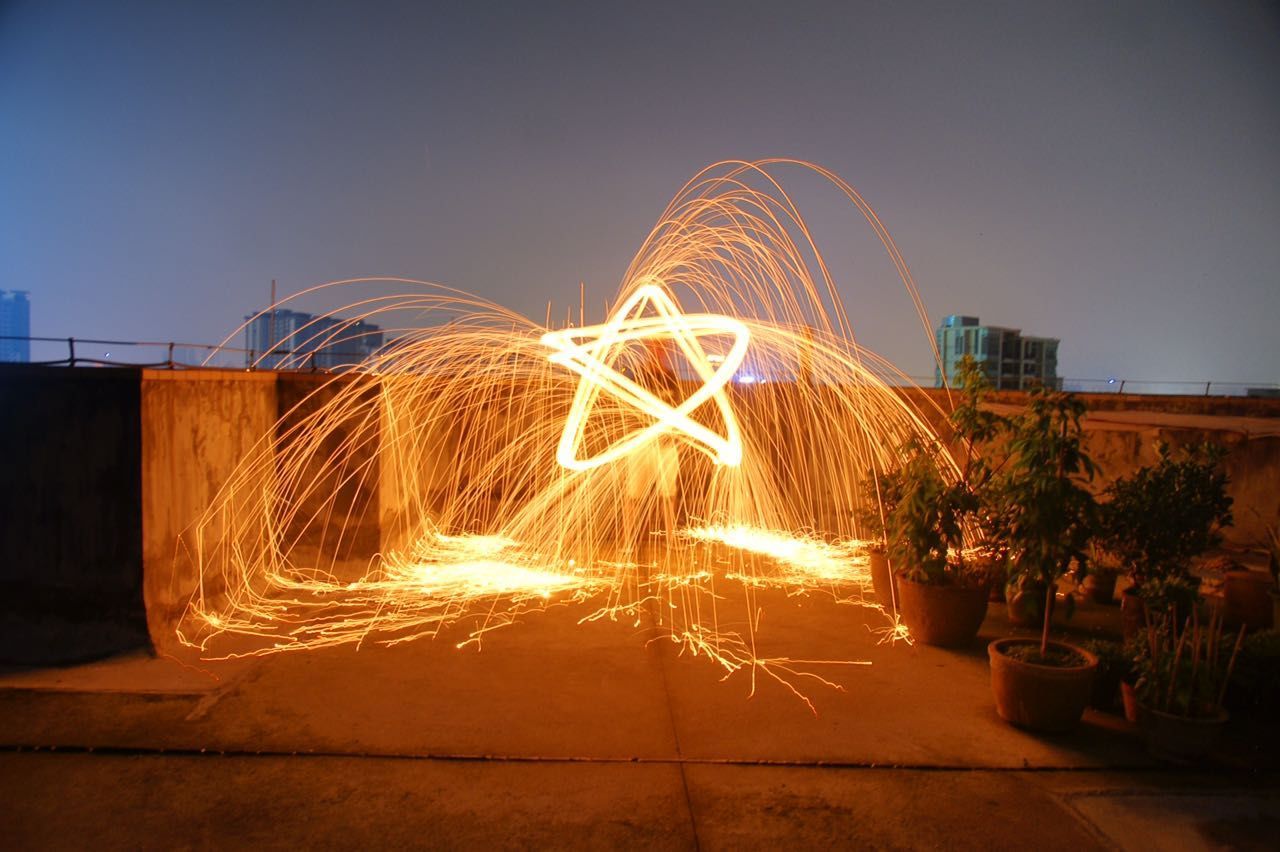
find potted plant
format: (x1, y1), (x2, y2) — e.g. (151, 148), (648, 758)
(856, 466), (905, 614)
(988, 386), (1100, 733)
(1005, 568), (1065, 627)
(946, 356), (1015, 603)
(1080, 544), (1122, 605)
(867, 541), (894, 613)
(1098, 443), (1233, 641)
(886, 358), (1005, 647)
(1132, 607), (1246, 762)
(888, 447), (991, 646)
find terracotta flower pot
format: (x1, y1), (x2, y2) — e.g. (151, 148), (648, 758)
(989, 638), (1098, 733)
(1223, 570), (1273, 631)
(1120, 587), (1146, 642)
(1120, 679), (1140, 724)
(1081, 570), (1119, 605)
(896, 576), (989, 647)
(1006, 581), (1054, 628)
(1140, 704), (1229, 763)
(868, 551), (897, 615)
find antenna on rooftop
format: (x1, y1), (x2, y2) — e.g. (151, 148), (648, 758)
(269, 279), (277, 359)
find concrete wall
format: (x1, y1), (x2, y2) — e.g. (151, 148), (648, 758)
(143, 371), (384, 652)
(3, 368), (1277, 664)
(908, 386), (1280, 419)
(140, 369), (277, 654)
(900, 387), (1280, 551)
(1083, 422), (1279, 551)
(0, 366), (146, 662)
(277, 373), (382, 574)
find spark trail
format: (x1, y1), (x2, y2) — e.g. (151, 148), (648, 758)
(177, 159), (960, 702)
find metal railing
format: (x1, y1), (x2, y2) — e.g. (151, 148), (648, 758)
(0, 335), (326, 372)
(1060, 378), (1278, 397)
(902, 374), (1279, 398)
(1, 335), (1277, 396)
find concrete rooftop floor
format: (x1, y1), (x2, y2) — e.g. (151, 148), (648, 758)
(2, 589), (1277, 850)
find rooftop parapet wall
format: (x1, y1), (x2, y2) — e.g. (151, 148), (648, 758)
(898, 386), (1280, 551)
(140, 369), (278, 655)
(900, 386), (1280, 420)
(2, 365), (1277, 665)
(0, 367), (144, 663)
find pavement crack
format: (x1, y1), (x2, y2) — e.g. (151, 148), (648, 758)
(645, 593), (701, 852)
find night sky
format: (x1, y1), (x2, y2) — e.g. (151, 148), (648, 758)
(2, 0), (1277, 383)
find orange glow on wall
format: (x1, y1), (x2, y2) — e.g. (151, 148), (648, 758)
(178, 159), (962, 706)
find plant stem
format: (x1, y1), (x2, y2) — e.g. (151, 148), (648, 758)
(1040, 580), (1053, 657)
(1189, 608), (1200, 699)
(1166, 617), (1190, 713)
(1216, 623), (1247, 709)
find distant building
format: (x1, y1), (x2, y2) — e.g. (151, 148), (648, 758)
(935, 315), (1059, 390)
(0, 290), (31, 363)
(244, 308), (384, 370)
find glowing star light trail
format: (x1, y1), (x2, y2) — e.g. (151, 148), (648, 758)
(176, 159), (968, 706)
(541, 281), (749, 471)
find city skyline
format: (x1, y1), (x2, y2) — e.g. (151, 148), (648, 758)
(1, 1), (1277, 383)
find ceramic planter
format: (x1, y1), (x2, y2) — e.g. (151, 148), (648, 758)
(868, 551), (896, 615)
(1081, 570), (1119, 605)
(896, 576), (989, 647)
(1120, 679), (1140, 723)
(989, 638), (1098, 733)
(1140, 704), (1229, 763)
(1120, 587), (1146, 642)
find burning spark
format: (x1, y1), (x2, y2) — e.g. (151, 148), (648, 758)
(542, 281), (748, 470)
(684, 524), (871, 586)
(178, 160), (967, 705)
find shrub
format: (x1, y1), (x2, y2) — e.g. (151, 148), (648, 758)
(886, 356), (1007, 586)
(1000, 386), (1098, 655)
(1099, 443), (1233, 597)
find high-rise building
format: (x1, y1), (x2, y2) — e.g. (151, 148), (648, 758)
(0, 290), (31, 363)
(935, 315), (1059, 390)
(244, 308), (384, 370)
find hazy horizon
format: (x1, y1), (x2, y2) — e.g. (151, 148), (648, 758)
(2, 0), (1278, 383)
